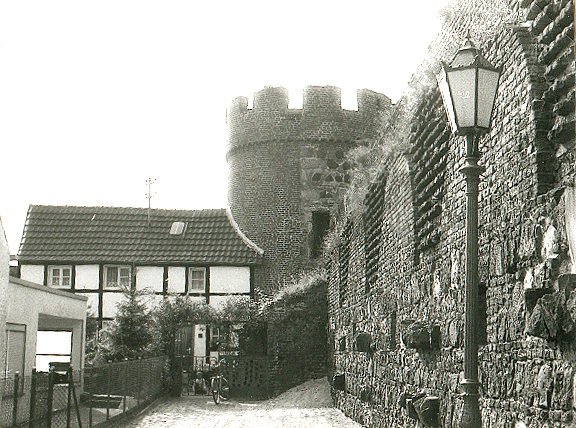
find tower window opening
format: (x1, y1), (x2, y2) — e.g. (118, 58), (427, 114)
(310, 211), (331, 259)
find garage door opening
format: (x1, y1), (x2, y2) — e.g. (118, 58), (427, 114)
(36, 331), (72, 372)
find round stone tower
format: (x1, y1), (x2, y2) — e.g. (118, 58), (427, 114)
(227, 85), (391, 294)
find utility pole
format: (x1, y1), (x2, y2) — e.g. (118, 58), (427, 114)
(145, 178), (156, 227)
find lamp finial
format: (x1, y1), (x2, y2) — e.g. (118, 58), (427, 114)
(463, 30), (476, 49)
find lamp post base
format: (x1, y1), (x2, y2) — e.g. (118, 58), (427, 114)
(459, 379), (482, 428)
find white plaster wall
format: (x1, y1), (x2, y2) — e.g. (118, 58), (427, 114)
(84, 293), (99, 318)
(209, 295), (251, 310)
(75, 265), (100, 290)
(210, 266), (250, 293)
(187, 296), (206, 305)
(20, 265), (44, 285)
(136, 266), (164, 292)
(167, 266), (186, 293)
(102, 292), (126, 318)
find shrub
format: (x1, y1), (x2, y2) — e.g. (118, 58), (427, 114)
(105, 287), (154, 361)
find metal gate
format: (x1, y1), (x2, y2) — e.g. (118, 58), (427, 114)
(221, 357), (272, 399)
(174, 355), (272, 399)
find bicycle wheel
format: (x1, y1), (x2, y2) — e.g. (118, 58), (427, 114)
(212, 377), (221, 404)
(219, 377), (230, 401)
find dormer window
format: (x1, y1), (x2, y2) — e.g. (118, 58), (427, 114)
(170, 222), (187, 235)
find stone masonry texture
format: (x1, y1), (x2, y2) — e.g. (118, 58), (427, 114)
(326, 0), (575, 427)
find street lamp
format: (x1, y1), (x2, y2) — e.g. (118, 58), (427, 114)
(437, 34), (501, 428)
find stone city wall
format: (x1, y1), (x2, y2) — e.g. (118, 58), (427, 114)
(328, 0), (575, 427)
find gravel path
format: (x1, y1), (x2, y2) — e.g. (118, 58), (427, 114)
(120, 378), (362, 428)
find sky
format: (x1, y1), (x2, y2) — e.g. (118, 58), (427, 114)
(0, 0), (452, 255)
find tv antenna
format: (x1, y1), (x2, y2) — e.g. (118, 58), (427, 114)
(145, 178), (156, 226)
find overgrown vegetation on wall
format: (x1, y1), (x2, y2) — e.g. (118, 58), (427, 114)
(264, 269), (329, 395)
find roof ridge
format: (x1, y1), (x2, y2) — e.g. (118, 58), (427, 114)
(29, 204), (227, 216)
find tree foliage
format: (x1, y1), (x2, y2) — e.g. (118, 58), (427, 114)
(105, 287), (154, 360)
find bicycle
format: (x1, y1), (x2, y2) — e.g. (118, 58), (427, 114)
(210, 358), (230, 404)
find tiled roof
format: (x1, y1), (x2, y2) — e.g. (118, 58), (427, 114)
(18, 205), (263, 265)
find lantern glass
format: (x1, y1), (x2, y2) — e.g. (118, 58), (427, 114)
(447, 67), (477, 130)
(476, 67), (500, 129)
(437, 67), (457, 133)
(437, 35), (501, 136)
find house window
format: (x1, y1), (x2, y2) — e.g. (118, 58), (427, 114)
(4, 324), (26, 378)
(49, 266), (72, 288)
(188, 268), (206, 293)
(104, 265), (131, 288)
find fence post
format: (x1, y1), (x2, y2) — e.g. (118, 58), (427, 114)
(69, 367), (83, 428)
(106, 363), (111, 421)
(46, 369), (54, 428)
(29, 369), (36, 428)
(12, 371), (20, 428)
(88, 369), (93, 428)
(137, 357), (142, 406)
(123, 359), (128, 414)
(66, 367), (72, 428)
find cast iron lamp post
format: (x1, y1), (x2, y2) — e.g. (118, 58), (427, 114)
(437, 34), (501, 428)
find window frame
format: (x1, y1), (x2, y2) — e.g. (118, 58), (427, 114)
(48, 265), (72, 288)
(209, 325), (220, 351)
(104, 265), (132, 289)
(169, 221), (187, 235)
(187, 267), (206, 294)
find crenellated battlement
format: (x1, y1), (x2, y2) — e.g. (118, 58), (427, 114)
(227, 85), (391, 152)
(227, 85), (391, 296)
